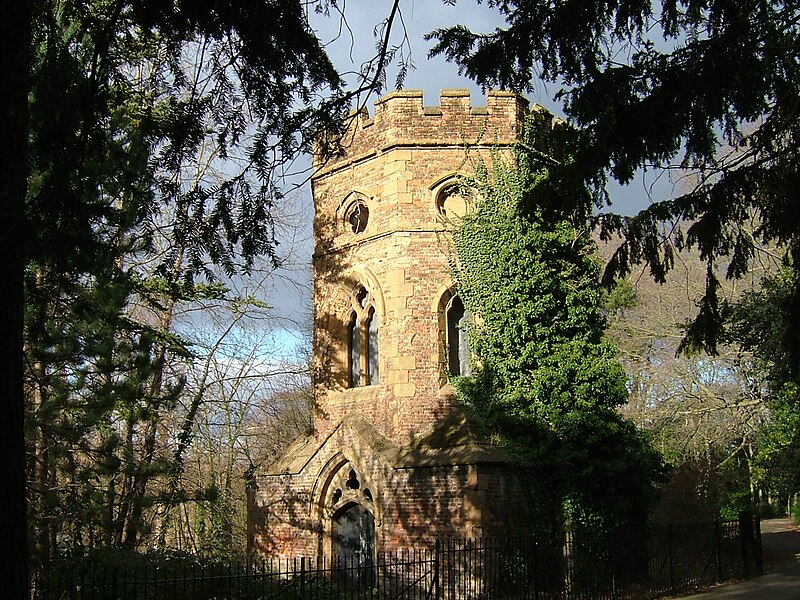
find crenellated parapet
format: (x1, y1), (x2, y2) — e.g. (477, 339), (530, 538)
(314, 89), (529, 177)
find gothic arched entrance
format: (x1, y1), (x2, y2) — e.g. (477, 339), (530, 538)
(313, 457), (378, 581)
(333, 502), (375, 569)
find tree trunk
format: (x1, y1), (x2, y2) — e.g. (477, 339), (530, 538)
(0, 0), (32, 597)
(28, 270), (55, 570)
(122, 300), (174, 549)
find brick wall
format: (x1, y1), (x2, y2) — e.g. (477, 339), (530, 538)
(249, 420), (532, 559)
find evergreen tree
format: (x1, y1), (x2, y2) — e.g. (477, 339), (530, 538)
(431, 0), (800, 360)
(8, 1), (397, 591)
(451, 112), (663, 531)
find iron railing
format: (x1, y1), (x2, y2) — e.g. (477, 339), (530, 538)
(33, 516), (762, 600)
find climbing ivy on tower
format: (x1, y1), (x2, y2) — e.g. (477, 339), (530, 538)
(451, 110), (663, 531)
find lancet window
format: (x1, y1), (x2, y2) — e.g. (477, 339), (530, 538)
(348, 286), (379, 387)
(446, 294), (470, 377)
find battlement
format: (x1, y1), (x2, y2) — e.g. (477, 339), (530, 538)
(315, 89), (530, 176)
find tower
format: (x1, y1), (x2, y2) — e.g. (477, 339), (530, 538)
(248, 90), (534, 562)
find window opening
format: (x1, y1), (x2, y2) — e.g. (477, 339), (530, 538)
(367, 307), (379, 385)
(346, 202), (369, 233)
(447, 295), (470, 376)
(347, 286), (380, 388)
(357, 287), (369, 309)
(436, 184), (469, 220)
(346, 470), (360, 490)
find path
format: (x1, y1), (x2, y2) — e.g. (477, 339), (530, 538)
(672, 518), (800, 599)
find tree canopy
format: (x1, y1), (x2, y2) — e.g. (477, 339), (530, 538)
(4, 1), (403, 595)
(430, 0), (800, 360)
(726, 269), (800, 505)
(28, 0), (352, 277)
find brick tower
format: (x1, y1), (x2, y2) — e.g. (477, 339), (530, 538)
(248, 90), (535, 562)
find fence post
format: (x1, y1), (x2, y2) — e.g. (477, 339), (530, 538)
(754, 515), (763, 576)
(714, 520), (723, 582)
(300, 556), (306, 596)
(668, 525), (676, 593)
(433, 538), (441, 600)
(738, 512), (751, 578)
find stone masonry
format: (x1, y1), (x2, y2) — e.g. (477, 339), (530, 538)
(248, 90), (539, 561)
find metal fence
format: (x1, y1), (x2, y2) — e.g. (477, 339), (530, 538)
(33, 516), (762, 600)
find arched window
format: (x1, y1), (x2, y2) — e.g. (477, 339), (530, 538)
(347, 287), (379, 387)
(446, 295), (470, 376)
(435, 183), (470, 221)
(344, 199), (369, 233)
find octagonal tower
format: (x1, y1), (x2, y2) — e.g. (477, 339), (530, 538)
(249, 90), (539, 562)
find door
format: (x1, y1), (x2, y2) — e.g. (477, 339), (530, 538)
(333, 503), (375, 585)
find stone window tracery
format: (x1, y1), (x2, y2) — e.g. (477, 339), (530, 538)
(347, 286), (379, 387)
(327, 464), (374, 513)
(435, 183), (469, 221)
(344, 199), (369, 233)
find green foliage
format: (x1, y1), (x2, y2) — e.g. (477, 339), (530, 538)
(451, 114), (663, 531)
(603, 279), (638, 313)
(23, 0), (351, 561)
(194, 480), (235, 559)
(431, 0), (800, 361)
(28, 0), (349, 278)
(727, 268), (800, 503)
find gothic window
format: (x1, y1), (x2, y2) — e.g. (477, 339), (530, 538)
(446, 294), (470, 376)
(435, 183), (469, 221)
(347, 286), (379, 387)
(366, 307), (379, 385)
(344, 200), (369, 233)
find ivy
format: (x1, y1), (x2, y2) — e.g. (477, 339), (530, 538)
(451, 113), (663, 531)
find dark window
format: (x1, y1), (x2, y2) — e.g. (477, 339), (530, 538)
(447, 295), (470, 376)
(367, 307), (379, 385)
(347, 202), (369, 233)
(347, 287), (379, 388)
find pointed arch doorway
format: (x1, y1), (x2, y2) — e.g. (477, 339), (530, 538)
(316, 460), (377, 584)
(333, 501), (375, 568)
